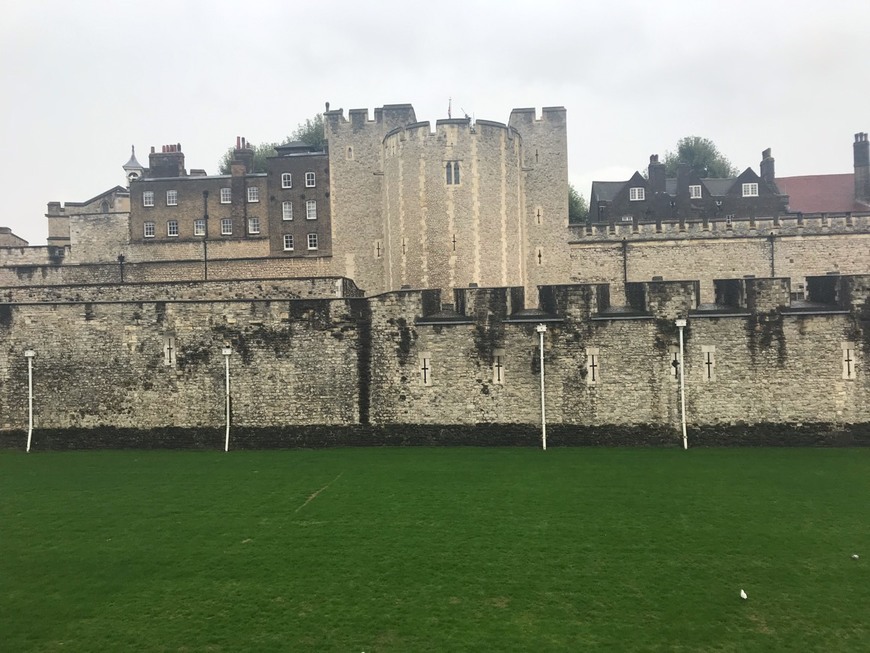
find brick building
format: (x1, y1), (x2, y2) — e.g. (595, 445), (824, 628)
(589, 149), (789, 227)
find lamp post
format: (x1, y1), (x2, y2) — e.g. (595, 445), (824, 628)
(222, 346), (232, 451)
(117, 254), (125, 283)
(535, 324), (548, 451)
(675, 319), (688, 450)
(24, 349), (35, 453)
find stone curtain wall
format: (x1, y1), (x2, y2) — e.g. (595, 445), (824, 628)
(0, 255), (337, 288)
(0, 277), (360, 303)
(1, 277), (868, 447)
(0, 298), (362, 434)
(570, 216), (870, 304)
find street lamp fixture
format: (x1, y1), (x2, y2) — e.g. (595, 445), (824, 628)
(535, 324), (548, 451)
(675, 319), (688, 449)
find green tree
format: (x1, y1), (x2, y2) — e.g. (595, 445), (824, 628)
(662, 136), (737, 178)
(289, 114), (326, 149)
(217, 114), (325, 174)
(218, 141), (278, 175)
(568, 183), (588, 224)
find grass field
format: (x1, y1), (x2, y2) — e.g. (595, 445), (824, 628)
(2, 447), (869, 652)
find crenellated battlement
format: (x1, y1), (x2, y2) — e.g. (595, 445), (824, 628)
(382, 117), (519, 146)
(570, 212), (870, 242)
(508, 106), (567, 127)
(325, 104), (417, 136)
(393, 274), (870, 324)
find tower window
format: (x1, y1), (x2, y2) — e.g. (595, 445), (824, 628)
(446, 161), (461, 185)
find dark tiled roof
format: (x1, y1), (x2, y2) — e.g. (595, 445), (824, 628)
(775, 173), (867, 213)
(701, 178), (734, 196)
(590, 181), (625, 202)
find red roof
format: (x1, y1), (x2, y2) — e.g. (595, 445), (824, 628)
(776, 173), (869, 213)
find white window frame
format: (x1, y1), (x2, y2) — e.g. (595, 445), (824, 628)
(742, 183), (759, 197)
(306, 200), (317, 220)
(194, 219), (206, 236)
(283, 234), (294, 251)
(281, 173), (292, 189)
(629, 187), (645, 201)
(247, 186), (259, 203)
(219, 187), (231, 204)
(247, 217), (260, 235)
(305, 171), (316, 188)
(689, 185), (702, 199)
(282, 201), (293, 221)
(143, 221), (156, 238)
(142, 191), (154, 207)
(307, 233), (318, 250)
(220, 218), (233, 236)
(167, 220), (179, 237)
(166, 189), (178, 206)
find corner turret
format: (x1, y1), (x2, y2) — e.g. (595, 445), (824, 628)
(122, 145), (144, 185)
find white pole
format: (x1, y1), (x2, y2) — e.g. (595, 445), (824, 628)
(536, 324), (547, 451)
(25, 350), (35, 453)
(676, 319), (688, 450)
(222, 347), (232, 452)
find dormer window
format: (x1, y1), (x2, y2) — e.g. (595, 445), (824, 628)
(742, 183), (759, 197)
(689, 185), (702, 199)
(629, 187), (645, 201)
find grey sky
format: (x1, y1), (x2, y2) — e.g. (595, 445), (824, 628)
(2, 0), (867, 245)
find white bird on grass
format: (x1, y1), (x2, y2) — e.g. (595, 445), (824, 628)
(740, 589), (748, 600)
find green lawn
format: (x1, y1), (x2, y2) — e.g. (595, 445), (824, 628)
(1, 447), (869, 652)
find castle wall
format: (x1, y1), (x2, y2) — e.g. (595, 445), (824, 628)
(0, 298), (363, 432)
(0, 277), (360, 303)
(0, 253), (336, 287)
(570, 216), (870, 304)
(1, 277), (868, 446)
(68, 212), (131, 264)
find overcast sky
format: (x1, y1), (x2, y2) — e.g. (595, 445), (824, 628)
(2, 0), (868, 245)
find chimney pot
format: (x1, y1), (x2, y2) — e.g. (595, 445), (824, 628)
(236, 136), (241, 149)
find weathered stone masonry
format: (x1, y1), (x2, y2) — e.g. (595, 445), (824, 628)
(1, 275), (868, 449)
